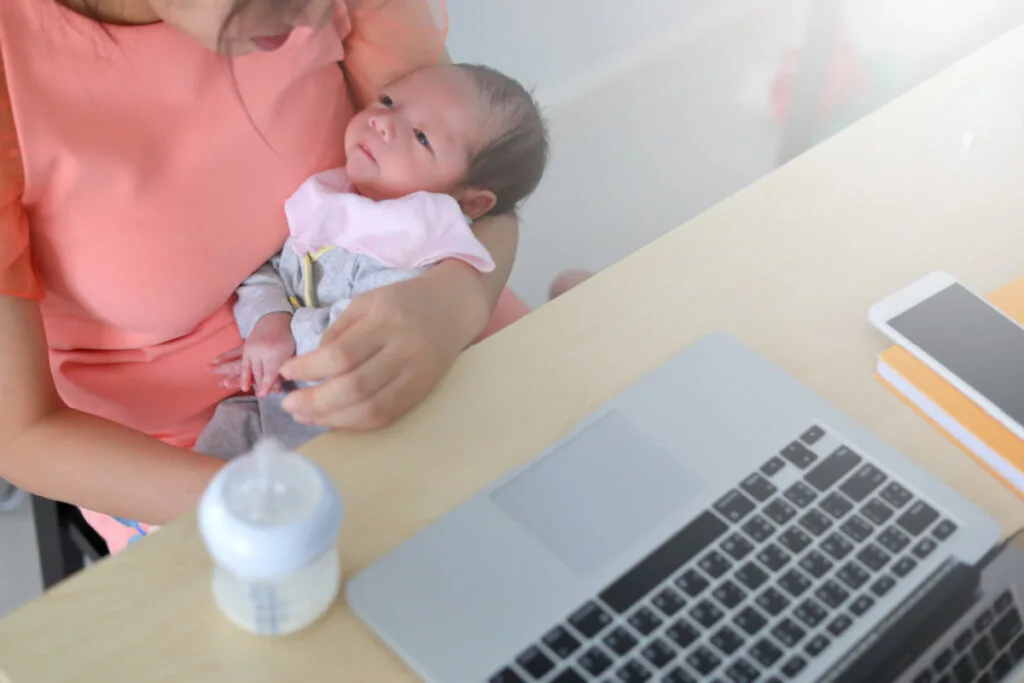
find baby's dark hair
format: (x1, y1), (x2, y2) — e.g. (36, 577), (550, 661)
(452, 64), (549, 217)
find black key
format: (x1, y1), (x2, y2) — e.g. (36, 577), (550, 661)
(837, 562), (871, 590)
(799, 550), (834, 578)
(782, 441), (818, 469)
(840, 463), (887, 502)
(663, 667), (699, 683)
(715, 490), (757, 523)
(577, 647), (614, 677)
(897, 501), (941, 537)
(913, 537), (938, 560)
(933, 648), (954, 671)
(801, 425), (825, 445)
(784, 482), (818, 508)
(603, 627), (639, 656)
(516, 646), (556, 679)
(544, 626), (582, 659)
(995, 590), (1014, 615)
(954, 629), (974, 652)
(820, 492), (855, 519)
(772, 618), (807, 647)
(794, 598), (828, 628)
(971, 635), (994, 669)
(570, 602), (614, 638)
(933, 520), (958, 541)
(805, 634), (830, 657)
(749, 638), (784, 667)
(712, 581), (746, 610)
(665, 619), (701, 649)
(616, 659), (652, 683)
(735, 562), (769, 591)
(871, 575), (897, 597)
(993, 653), (1014, 678)
(952, 655), (975, 683)
(710, 626), (745, 656)
(742, 515), (776, 543)
(912, 671), (933, 683)
(690, 600), (725, 628)
(761, 456), (786, 477)
(600, 511), (728, 614)
(850, 594), (875, 616)
(800, 509), (833, 537)
(863, 499), (895, 526)
(893, 556), (918, 578)
(822, 532), (855, 560)
(816, 580), (850, 608)
(721, 533), (755, 561)
(779, 568), (812, 597)
(878, 527), (911, 554)
(641, 639), (677, 670)
(734, 606), (768, 635)
(764, 498), (798, 526)
(828, 614), (854, 637)
(856, 544), (891, 571)
(779, 528), (812, 554)
(993, 609), (1023, 649)
(806, 446), (862, 491)
(685, 646), (722, 676)
(781, 656), (808, 677)
(675, 569), (710, 597)
(699, 551), (732, 579)
(757, 543), (791, 571)
(628, 607), (663, 636)
(974, 609), (994, 633)
(551, 670), (587, 683)
(490, 668), (526, 683)
(1013, 633), (1024, 659)
(880, 482), (913, 508)
(652, 587), (687, 617)
(756, 588), (790, 616)
(725, 659), (759, 683)
(840, 515), (875, 543)
(741, 473), (777, 503)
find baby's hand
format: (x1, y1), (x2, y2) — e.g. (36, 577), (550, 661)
(241, 312), (296, 397)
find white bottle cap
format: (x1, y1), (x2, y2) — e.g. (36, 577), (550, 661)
(198, 439), (343, 581)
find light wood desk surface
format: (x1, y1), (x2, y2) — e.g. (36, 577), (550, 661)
(6, 25), (1024, 683)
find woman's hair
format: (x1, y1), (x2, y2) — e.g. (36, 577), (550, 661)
(455, 63), (549, 217)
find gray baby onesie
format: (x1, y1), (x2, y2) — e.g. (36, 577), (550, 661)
(194, 243), (423, 459)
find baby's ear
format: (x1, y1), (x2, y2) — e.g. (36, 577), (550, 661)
(456, 187), (497, 220)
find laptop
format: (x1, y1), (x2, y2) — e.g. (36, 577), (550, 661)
(346, 333), (1024, 683)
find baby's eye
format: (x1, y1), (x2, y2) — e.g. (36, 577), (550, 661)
(415, 130), (431, 149)
(380, 94), (394, 108)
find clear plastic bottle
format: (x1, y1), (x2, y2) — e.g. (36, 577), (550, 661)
(198, 439), (343, 636)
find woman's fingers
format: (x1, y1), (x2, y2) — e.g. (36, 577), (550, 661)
(293, 369), (410, 431)
(281, 317), (382, 383)
(282, 346), (398, 424)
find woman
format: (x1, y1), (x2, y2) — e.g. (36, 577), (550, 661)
(0, 0), (520, 552)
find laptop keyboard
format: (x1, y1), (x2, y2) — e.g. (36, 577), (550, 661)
(911, 589), (1024, 683)
(488, 424), (961, 683)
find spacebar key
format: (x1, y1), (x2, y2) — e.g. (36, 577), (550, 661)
(598, 511), (728, 614)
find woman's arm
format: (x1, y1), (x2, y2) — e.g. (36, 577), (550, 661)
(0, 295), (224, 524)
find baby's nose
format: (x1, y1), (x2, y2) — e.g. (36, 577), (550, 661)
(369, 116), (394, 141)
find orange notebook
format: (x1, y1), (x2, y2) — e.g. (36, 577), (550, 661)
(876, 277), (1024, 498)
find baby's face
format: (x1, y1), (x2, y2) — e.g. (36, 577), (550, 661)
(344, 67), (487, 201)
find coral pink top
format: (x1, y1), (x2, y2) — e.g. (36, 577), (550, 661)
(0, 0), (446, 447)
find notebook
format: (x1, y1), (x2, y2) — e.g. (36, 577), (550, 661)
(876, 277), (1024, 498)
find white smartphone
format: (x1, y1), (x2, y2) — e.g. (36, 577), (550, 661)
(869, 271), (1024, 442)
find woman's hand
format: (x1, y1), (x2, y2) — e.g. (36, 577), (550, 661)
(278, 260), (491, 431)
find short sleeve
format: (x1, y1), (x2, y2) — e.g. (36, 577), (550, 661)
(341, 0), (449, 108)
(0, 52), (40, 300)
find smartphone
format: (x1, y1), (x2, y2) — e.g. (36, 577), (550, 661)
(869, 271), (1024, 442)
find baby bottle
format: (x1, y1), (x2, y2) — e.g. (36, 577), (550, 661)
(198, 438), (343, 636)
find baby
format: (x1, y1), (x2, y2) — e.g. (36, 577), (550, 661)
(195, 63), (548, 459)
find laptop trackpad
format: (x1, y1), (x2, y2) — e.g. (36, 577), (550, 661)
(492, 412), (701, 575)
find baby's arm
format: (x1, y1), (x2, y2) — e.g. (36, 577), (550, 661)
(291, 257), (424, 357)
(234, 255), (292, 338)
(232, 255), (297, 395)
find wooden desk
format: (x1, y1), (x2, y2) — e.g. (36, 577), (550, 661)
(5, 24), (1024, 683)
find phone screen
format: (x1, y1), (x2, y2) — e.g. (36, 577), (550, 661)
(889, 283), (1024, 426)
